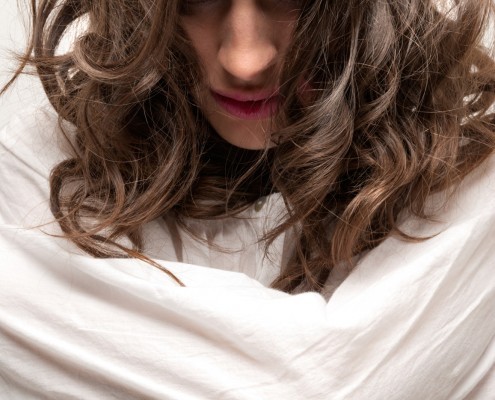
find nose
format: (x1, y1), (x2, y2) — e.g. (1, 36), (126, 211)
(218, 3), (278, 85)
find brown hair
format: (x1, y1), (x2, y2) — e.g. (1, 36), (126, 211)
(4, 0), (495, 293)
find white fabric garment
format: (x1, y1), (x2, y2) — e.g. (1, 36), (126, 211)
(0, 105), (494, 399)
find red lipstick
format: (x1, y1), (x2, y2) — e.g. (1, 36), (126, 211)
(211, 90), (280, 120)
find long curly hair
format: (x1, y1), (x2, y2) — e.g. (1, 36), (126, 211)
(6, 0), (495, 292)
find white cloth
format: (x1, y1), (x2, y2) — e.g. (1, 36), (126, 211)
(0, 105), (494, 399)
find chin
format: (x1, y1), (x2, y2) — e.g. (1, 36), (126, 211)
(211, 118), (273, 150)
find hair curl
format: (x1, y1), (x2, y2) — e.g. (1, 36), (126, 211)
(5, 0), (495, 293)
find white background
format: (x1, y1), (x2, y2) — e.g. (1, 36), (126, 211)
(0, 1), (45, 128)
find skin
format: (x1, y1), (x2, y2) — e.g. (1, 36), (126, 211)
(180, 0), (301, 149)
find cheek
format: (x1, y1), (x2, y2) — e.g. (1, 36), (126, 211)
(180, 16), (218, 66)
(183, 29), (208, 62)
(181, 32), (219, 91)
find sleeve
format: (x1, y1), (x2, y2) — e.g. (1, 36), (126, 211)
(0, 104), (66, 228)
(0, 107), (494, 400)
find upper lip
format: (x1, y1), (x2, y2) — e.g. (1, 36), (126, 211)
(211, 89), (280, 102)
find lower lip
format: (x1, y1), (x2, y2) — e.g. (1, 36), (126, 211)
(211, 92), (280, 120)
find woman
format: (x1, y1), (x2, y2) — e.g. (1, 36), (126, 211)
(0, 0), (494, 398)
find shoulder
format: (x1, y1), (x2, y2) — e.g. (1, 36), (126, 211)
(322, 153), (495, 398)
(0, 104), (71, 226)
(339, 152), (495, 313)
(438, 154), (495, 224)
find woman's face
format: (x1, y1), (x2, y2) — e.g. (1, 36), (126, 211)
(180, 0), (301, 149)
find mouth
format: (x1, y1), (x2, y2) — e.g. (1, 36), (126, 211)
(210, 90), (280, 120)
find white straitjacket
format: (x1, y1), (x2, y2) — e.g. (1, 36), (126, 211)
(0, 105), (493, 399)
